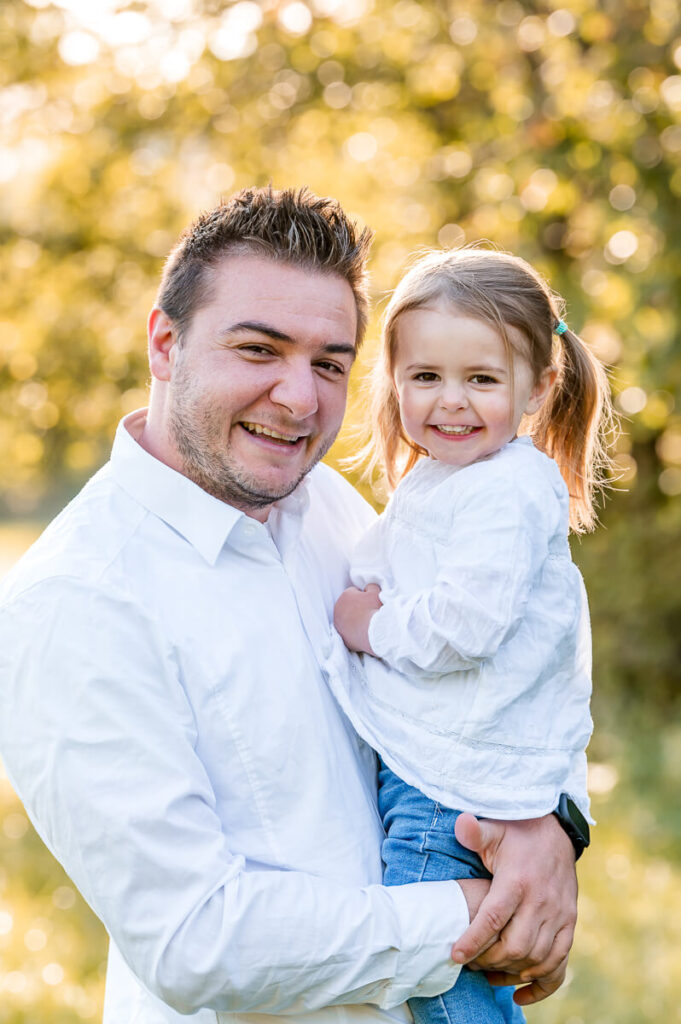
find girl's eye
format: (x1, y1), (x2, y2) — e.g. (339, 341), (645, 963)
(414, 372), (439, 382)
(470, 374), (498, 385)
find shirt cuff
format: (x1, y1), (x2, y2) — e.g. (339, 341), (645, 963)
(377, 880), (469, 1009)
(367, 602), (397, 662)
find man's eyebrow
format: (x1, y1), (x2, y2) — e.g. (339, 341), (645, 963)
(221, 321), (294, 343)
(322, 342), (357, 359)
(222, 321), (356, 360)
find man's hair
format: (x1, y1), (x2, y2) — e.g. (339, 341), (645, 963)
(156, 186), (373, 344)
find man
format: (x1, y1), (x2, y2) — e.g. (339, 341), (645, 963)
(0, 187), (579, 1023)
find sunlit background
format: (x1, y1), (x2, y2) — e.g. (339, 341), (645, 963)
(1, 0), (681, 1020)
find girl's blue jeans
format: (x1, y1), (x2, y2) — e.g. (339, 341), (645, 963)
(377, 761), (526, 1024)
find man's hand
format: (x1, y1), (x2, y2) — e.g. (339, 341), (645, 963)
(334, 584), (382, 654)
(456, 879), (534, 994)
(456, 878), (490, 923)
(450, 812), (577, 1006)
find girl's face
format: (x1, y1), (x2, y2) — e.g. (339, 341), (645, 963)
(392, 302), (555, 468)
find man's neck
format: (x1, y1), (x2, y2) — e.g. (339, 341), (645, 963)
(131, 409), (273, 523)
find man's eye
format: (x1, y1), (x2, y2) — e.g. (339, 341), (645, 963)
(316, 361), (345, 375)
(241, 344), (274, 356)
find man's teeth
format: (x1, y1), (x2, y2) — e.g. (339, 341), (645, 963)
(436, 425), (477, 435)
(242, 422), (300, 443)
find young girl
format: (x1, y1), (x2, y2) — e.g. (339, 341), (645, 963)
(323, 246), (612, 1024)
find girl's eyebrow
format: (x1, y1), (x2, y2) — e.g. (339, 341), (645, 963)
(468, 364), (507, 375)
(402, 361), (508, 374)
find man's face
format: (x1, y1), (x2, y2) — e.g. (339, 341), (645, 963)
(165, 254), (358, 519)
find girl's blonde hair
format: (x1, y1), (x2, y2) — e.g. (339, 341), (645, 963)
(363, 246), (614, 533)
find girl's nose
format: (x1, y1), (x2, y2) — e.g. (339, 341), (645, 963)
(439, 383), (467, 409)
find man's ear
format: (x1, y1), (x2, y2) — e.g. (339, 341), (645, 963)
(525, 365), (558, 416)
(148, 307), (179, 382)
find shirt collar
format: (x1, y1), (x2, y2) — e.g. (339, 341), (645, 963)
(109, 410), (244, 565)
(108, 410), (311, 565)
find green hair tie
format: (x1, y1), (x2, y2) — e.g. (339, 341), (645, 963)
(555, 320), (568, 336)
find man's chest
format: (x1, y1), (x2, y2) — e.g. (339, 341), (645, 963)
(132, 531), (381, 879)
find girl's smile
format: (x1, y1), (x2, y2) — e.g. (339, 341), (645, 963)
(392, 302), (555, 468)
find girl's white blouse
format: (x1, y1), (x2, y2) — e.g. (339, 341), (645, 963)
(323, 437), (593, 822)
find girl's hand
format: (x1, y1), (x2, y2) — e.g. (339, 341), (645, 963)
(334, 584), (382, 654)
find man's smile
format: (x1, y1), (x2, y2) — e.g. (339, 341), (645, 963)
(240, 420), (307, 445)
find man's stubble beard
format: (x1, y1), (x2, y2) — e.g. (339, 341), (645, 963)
(168, 368), (334, 512)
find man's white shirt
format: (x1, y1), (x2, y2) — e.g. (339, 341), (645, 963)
(0, 411), (468, 1023)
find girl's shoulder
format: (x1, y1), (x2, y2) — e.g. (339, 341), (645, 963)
(463, 439), (570, 530)
(392, 440), (569, 533)
(399, 440), (557, 487)
(396, 438), (564, 496)
(468, 437), (565, 494)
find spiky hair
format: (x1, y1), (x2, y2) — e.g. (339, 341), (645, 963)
(157, 186), (373, 344)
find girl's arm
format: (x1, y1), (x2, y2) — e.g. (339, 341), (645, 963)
(334, 583), (382, 654)
(365, 469), (557, 676)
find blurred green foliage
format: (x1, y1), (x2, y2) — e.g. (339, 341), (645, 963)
(1, 0), (680, 1020)
(0, 757), (105, 1021)
(1, 0), (680, 715)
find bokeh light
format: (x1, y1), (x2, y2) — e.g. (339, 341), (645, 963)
(1, 0), (681, 1020)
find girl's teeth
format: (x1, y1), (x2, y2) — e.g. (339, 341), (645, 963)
(437, 425), (476, 435)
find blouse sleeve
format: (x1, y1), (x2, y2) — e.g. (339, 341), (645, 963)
(368, 465), (557, 677)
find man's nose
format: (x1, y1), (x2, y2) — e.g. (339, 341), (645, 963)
(269, 363), (319, 418)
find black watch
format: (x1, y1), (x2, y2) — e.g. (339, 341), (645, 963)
(552, 793), (590, 860)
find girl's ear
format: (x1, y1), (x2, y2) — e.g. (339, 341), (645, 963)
(525, 365), (558, 416)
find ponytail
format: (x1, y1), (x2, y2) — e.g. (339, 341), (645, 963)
(530, 323), (614, 533)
